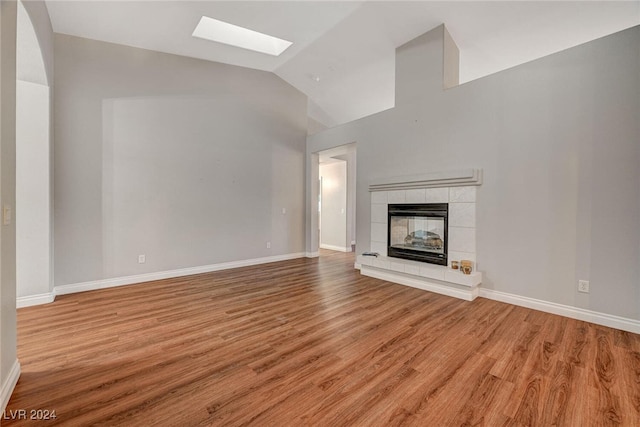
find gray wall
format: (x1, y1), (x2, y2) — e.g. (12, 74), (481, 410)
(0, 0), (18, 401)
(16, 80), (50, 298)
(54, 34), (307, 287)
(307, 25), (640, 320)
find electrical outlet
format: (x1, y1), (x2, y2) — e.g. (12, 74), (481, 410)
(266, 242), (271, 249)
(138, 254), (146, 264)
(578, 280), (589, 293)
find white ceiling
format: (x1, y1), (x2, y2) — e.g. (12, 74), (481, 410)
(45, 1), (640, 128)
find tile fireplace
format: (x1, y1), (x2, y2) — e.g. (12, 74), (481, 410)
(358, 169), (483, 301)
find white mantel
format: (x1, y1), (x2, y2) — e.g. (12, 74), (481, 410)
(369, 168), (482, 191)
(358, 169), (482, 301)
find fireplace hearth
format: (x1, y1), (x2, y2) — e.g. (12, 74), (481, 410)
(387, 203), (448, 266)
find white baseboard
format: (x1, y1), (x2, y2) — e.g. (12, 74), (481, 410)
(17, 292), (55, 308)
(1, 360), (21, 413)
(320, 244), (351, 252)
(54, 252), (306, 296)
(23, 252), (640, 335)
(480, 288), (640, 334)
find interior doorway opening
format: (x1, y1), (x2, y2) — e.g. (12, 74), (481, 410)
(314, 143), (356, 256)
(16, 0), (53, 306)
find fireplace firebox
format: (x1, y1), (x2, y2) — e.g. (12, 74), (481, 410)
(387, 203), (448, 266)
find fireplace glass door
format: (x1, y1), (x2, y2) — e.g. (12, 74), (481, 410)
(387, 203), (448, 265)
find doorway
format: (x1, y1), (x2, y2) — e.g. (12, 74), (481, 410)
(319, 158), (347, 252)
(15, 0), (53, 306)
(315, 143), (356, 255)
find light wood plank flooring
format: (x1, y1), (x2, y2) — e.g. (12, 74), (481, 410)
(6, 251), (640, 426)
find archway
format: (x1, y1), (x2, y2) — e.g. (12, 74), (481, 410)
(16, 0), (52, 306)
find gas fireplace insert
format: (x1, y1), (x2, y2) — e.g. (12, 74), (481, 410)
(387, 203), (448, 266)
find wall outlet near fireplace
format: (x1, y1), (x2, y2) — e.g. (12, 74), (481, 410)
(578, 280), (590, 293)
(138, 254), (146, 264)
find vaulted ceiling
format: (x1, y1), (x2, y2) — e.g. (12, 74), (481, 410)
(44, 1), (640, 128)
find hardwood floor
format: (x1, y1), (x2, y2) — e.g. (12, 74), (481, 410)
(5, 250), (640, 426)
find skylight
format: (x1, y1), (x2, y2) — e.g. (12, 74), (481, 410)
(192, 16), (293, 57)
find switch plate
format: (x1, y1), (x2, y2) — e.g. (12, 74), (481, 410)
(138, 254), (146, 264)
(266, 242), (271, 249)
(578, 280), (589, 293)
(3, 205), (11, 226)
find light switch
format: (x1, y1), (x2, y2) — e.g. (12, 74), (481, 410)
(3, 205), (11, 226)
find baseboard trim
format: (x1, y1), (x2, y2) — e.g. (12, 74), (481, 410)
(319, 244), (351, 252)
(55, 252), (307, 296)
(1, 360), (21, 413)
(480, 288), (640, 334)
(31, 254), (640, 334)
(17, 292), (55, 308)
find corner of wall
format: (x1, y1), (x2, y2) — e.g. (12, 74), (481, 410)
(0, 360), (20, 413)
(394, 24), (447, 105)
(1, 0), (19, 410)
(443, 25), (460, 89)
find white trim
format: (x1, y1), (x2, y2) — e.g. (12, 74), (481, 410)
(305, 252), (319, 258)
(480, 288), (640, 334)
(354, 263), (362, 270)
(370, 169), (482, 191)
(319, 244), (351, 252)
(1, 360), (21, 412)
(361, 265), (478, 301)
(17, 292), (55, 308)
(55, 252), (306, 296)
